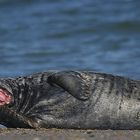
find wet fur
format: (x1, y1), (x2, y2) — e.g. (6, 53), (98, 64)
(0, 71), (140, 129)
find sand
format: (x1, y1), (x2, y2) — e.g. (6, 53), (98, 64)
(0, 128), (140, 140)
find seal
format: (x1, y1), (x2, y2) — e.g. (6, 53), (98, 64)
(0, 71), (140, 129)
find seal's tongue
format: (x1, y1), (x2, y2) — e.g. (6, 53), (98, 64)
(0, 89), (11, 105)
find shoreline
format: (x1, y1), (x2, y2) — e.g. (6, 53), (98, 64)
(0, 128), (140, 140)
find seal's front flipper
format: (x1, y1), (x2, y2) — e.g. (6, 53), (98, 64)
(47, 71), (92, 101)
(0, 106), (39, 128)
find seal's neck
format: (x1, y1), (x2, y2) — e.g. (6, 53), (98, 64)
(0, 89), (11, 106)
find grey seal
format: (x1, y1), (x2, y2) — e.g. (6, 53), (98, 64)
(0, 71), (140, 129)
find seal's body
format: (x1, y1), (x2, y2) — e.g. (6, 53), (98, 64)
(0, 71), (140, 129)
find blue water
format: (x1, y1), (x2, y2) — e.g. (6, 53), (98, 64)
(0, 0), (140, 79)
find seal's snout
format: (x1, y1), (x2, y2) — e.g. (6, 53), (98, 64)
(0, 89), (11, 106)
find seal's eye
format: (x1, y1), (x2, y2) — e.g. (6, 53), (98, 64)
(0, 89), (11, 106)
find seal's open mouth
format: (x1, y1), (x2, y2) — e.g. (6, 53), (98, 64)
(0, 89), (11, 106)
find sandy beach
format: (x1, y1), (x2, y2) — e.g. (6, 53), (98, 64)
(0, 128), (140, 140)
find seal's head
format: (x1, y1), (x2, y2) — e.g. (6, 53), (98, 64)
(0, 80), (15, 107)
(0, 89), (11, 106)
